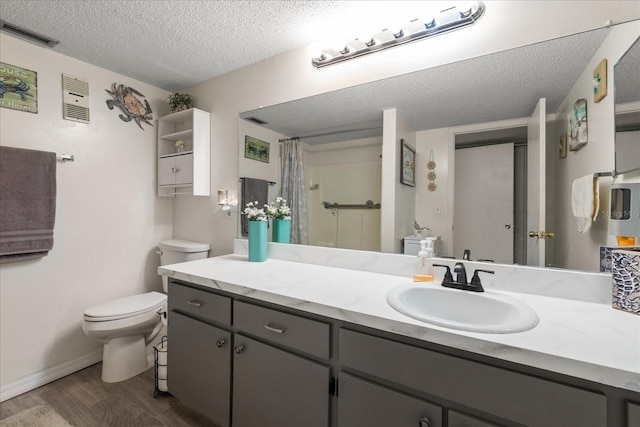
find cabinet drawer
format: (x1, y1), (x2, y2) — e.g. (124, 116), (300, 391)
(339, 328), (606, 427)
(448, 410), (501, 427)
(234, 301), (330, 359)
(169, 282), (231, 326)
(338, 373), (442, 427)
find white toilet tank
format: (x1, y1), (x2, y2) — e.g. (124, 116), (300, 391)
(158, 239), (210, 291)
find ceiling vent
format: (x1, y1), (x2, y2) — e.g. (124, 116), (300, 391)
(62, 74), (90, 124)
(245, 116), (268, 125)
(0, 20), (59, 48)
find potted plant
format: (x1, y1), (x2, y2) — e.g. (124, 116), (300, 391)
(243, 201), (268, 261)
(266, 196), (291, 243)
(167, 92), (194, 113)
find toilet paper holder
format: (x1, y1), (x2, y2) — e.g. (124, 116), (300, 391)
(154, 335), (168, 398)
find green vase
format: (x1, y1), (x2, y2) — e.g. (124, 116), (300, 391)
(272, 219), (291, 243)
(248, 221), (267, 262)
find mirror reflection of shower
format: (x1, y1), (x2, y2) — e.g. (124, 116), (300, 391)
(304, 137), (382, 251)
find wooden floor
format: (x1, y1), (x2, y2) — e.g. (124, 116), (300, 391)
(0, 363), (217, 426)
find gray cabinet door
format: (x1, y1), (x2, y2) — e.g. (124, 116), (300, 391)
(337, 373), (443, 427)
(232, 334), (330, 427)
(168, 311), (231, 426)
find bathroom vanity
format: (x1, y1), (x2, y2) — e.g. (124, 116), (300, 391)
(160, 242), (640, 427)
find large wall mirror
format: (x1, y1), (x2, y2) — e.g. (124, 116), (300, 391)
(614, 36), (640, 175)
(240, 26), (628, 273)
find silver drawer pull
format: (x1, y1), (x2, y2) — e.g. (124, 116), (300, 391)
(187, 300), (203, 307)
(264, 323), (286, 334)
(418, 418), (431, 427)
(234, 345), (245, 354)
(216, 339), (226, 348)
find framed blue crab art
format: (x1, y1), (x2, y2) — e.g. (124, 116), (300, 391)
(0, 62), (38, 114)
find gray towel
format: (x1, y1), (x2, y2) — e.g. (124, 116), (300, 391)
(0, 146), (57, 263)
(241, 177), (269, 236)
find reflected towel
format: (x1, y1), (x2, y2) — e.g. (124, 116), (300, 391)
(571, 174), (599, 233)
(241, 177), (269, 236)
(0, 146), (57, 263)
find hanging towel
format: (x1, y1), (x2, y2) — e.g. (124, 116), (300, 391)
(241, 177), (269, 236)
(0, 146), (57, 263)
(571, 174), (599, 233)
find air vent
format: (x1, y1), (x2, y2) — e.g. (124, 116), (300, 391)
(245, 116), (268, 125)
(62, 74), (90, 124)
(0, 20), (59, 48)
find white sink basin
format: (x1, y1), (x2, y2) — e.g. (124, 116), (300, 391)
(386, 284), (539, 334)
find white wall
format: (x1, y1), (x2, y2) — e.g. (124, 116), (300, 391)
(552, 21), (640, 271)
(0, 34), (172, 397)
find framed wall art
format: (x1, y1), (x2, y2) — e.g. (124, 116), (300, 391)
(0, 62), (38, 113)
(568, 98), (588, 151)
(401, 139), (415, 187)
(245, 136), (270, 163)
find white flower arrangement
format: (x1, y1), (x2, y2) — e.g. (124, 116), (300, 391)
(266, 196), (291, 220)
(243, 201), (267, 221)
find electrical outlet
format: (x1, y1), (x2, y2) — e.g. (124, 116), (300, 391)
(435, 207), (441, 215)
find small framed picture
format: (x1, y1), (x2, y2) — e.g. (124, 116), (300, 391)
(401, 139), (415, 187)
(244, 135), (270, 163)
(0, 62), (38, 113)
(568, 98), (588, 151)
(559, 133), (567, 159)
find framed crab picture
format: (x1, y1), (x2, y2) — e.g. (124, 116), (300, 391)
(105, 83), (153, 130)
(0, 62), (38, 114)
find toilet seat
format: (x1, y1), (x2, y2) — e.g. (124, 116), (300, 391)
(84, 291), (167, 322)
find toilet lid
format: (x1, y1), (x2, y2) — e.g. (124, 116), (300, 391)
(84, 291), (167, 322)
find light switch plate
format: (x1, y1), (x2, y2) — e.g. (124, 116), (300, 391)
(593, 59), (607, 103)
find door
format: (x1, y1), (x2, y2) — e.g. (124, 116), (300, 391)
(337, 373), (442, 427)
(168, 312), (231, 426)
(232, 334), (330, 427)
(454, 143), (514, 263)
(527, 98), (547, 266)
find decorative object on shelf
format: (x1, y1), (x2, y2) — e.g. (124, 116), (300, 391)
(427, 149), (437, 191)
(217, 189), (231, 215)
(266, 196), (291, 243)
(0, 62), (38, 113)
(568, 98), (588, 151)
(559, 133), (567, 159)
(611, 249), (640, 315)
(167, 92), (193, 112)
(244, 201), (268, 262)
(593, 59), (607, 103)
(105, 83), (153, 130)
(175, 139), (186, 152)
(400, 139), (415, 187)
(244, 135), (270, 163)
(413, 219), (430, 237)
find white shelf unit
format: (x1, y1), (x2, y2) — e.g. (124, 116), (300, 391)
(157, 108), (210, 197)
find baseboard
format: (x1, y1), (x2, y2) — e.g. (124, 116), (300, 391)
(0, 350), (102, 402)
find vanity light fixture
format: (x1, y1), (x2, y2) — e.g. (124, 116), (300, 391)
(217, 190), (232, 216)
(311, 1), (485, 68)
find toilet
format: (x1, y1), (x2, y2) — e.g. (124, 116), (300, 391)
(82, 239), (210, 382)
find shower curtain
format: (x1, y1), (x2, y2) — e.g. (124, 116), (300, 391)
(280, 140), (308, 244)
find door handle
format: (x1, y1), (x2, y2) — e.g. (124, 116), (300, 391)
(529, 231), (555, 239)
(505, 224), (512, 229)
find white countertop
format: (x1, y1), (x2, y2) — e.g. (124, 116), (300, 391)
(159, 245), (640, 393)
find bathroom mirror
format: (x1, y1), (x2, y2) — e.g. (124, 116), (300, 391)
(239, 27), (617, 271)
(614, 36), (640, 175)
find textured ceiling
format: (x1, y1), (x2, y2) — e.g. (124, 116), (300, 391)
(0, 0), (451, 91)
(241, 28), (612, 144)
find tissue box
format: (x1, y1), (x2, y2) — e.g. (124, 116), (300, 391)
(612, 249), (640, 315)
(600, 246), (640, 272)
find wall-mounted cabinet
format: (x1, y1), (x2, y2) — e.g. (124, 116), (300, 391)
(157, 108), (210, 197)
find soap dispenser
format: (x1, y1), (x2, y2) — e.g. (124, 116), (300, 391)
(413, 238), (435, 282)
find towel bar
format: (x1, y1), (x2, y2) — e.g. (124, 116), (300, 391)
(56, 154), (74, 162)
